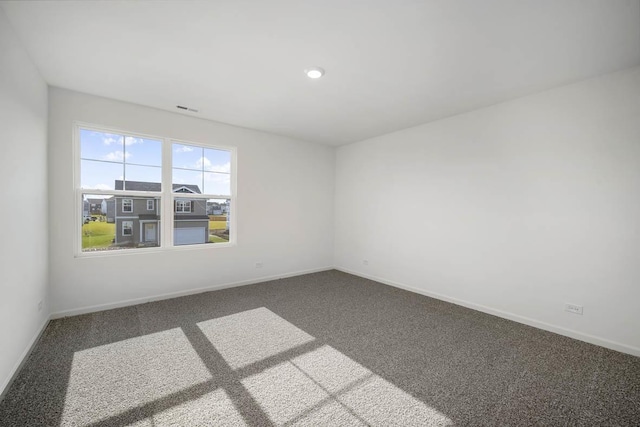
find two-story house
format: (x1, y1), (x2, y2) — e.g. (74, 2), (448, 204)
(113, 180), (210, 247)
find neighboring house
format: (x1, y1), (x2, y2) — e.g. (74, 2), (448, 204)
(113, 180), (210, 247)
(87, 198), (103, 215)
(206, 201), (223, 215)
(83, 200), (89, 218)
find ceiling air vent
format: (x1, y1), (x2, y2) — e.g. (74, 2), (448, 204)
(176, 105), (199, 113)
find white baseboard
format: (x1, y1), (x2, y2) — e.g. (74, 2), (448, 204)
(0, 315), (51, 400)
(44, 264), (640, 358)
(51, 266), (334, 319)
(335, 266), (640, 358)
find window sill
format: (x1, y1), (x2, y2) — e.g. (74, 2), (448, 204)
(75, 241), (236, 258)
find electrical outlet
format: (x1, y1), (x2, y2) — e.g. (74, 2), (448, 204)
(38, 300), (43, 312)
(255, 262), (263, 269)
(565, 303), (583, 315)
(363, 259), (369, 266)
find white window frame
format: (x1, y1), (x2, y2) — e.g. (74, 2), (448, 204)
(122, 220), (133, 236)
(74, 122), (237, 257)
(147, 199), (154, 211)
(122, 199), (133, 213)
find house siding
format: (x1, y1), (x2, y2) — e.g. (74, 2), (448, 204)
(114, 197), (160, 246)
(105, 198), (115, 223)
(112, 195), (209, 246)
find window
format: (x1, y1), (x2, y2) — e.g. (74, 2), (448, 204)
(77, 125), (234, 254)
(122, 221), (133, 236)
(175, 200), (191, 213)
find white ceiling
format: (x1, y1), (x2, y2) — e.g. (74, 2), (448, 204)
(2, 1), (639, 146)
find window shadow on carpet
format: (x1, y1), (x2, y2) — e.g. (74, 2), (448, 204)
(58, 307), (451, 426)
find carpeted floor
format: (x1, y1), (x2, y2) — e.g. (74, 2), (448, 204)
(1, 270), (639, 426)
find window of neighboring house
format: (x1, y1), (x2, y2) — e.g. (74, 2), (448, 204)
(122, 221), (133, 236)
(175, 200), (191, 213)
(122, 199), (133, 213)
(77, 125), (234, 255)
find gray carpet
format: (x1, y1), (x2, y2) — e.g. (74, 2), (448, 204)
(1, 270), (639, 426)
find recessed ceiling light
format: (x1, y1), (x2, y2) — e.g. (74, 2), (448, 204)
(305, 67), (325, 79)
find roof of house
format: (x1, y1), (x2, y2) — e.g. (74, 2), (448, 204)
(114, 180), (201, 194)
(87, 198), (104, 205)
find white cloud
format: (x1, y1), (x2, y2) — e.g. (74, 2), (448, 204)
(93, 183), (113, 191)
(125, 137), (143, 146)
(102, 135), (141, 146)
(196, 158), (231, 173)
(102, 151), (131, 162)
(175, 145), (194, 153)
(195, 157), (212, 169)
(215, 162), (231, 173)
(102, 136), (121, 146)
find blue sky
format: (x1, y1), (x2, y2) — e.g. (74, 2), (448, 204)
(80, 129), (231, 196)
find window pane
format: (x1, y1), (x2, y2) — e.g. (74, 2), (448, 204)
(172, 142), (232, 197)
(125, 165), (162, 189)
(82, 194), (114, 251)
(125, 137), (162, 167)
(172, 169), (203, 194)
(207, 198), (230, 244)
(204, 172), (230, 195)
(203, 148), (231, 172)
(82, 194), (161, 252)
(173, 143), (203, 170)
(81, 160), (123, 190)
(80, 129), (124, 161)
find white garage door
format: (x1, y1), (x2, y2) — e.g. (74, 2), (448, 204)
(174, 227), (206, 245)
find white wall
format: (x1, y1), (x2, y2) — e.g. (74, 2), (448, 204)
(49, 88), (335, 315)
(335, 67), (640, 355)
(0, 8), (49, 394)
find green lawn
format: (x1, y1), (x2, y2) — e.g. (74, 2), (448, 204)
(82, 221), (115, 249)
(83, 220), (227, 248)
(209, 220), (227, 230)
(209, 235), (229, 243)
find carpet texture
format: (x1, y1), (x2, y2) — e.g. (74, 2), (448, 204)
(0, 270), (639, 426)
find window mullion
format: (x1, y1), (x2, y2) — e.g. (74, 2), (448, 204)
(161, 137), (173, 247)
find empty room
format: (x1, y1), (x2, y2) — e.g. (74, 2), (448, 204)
(1, 1), (639, 425)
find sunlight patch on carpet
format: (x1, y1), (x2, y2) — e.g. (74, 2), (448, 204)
(197, 307), (315, 369)
(61, 328), (212, 426)
(242, 345), (452, 426)
(151, 388), (245, 425)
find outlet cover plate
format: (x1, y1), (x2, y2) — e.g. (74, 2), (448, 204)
(565, 303), (583, 315)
